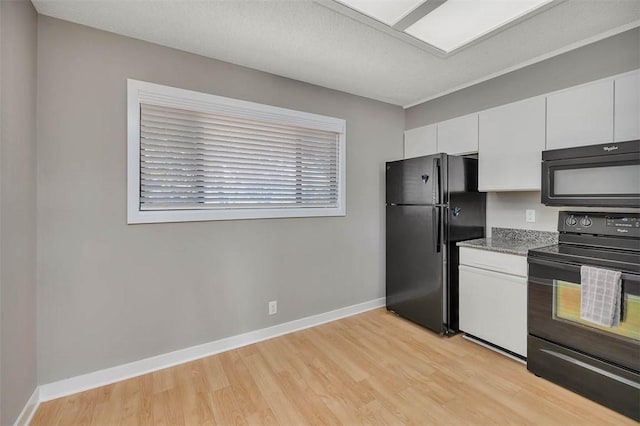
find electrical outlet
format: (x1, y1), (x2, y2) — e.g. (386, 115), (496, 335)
(526, 209), (536, 223)
(268, 300), (277, 315)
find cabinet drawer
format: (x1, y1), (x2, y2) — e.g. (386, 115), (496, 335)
(459, 265), (528, 357)
(459, 247), (527, 277)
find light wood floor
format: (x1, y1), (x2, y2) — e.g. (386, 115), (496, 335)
(32, 308), (635, 425)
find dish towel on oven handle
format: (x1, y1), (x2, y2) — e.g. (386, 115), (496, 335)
(580, 265), (622, 328)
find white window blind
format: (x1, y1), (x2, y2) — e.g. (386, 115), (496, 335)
(140, 104), (341, 210)
(128, 80), (346, 224)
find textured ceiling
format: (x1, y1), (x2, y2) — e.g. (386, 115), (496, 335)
(32, 0), (640, 107)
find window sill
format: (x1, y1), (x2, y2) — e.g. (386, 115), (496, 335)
(127, 206), (346, 224)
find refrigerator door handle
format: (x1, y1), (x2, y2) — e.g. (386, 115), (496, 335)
(434, 206), (442, 253)
(433, 157), (441, 205)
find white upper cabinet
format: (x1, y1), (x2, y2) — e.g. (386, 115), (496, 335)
(546, 79), (614, 150)
(404, 124), (437, 159)
(478, 96), (546, 191)
(614, 70), (640, 142)
(437, 113), (478, 155)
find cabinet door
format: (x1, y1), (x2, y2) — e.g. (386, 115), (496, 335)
(546, 79), (614, 149)
(404, 124), (437, 158)
(437, 113), (478, 155)
(614, 70), (640, 142)
(459, 265), (527, 357)
(478, 96), (545, 191)
(478, 97), (546, 191)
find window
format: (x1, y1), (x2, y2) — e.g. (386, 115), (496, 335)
(127, 80), (346, 224)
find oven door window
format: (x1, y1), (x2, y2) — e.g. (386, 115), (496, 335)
(553, 164), (640, 195)
(553, 279), (640, 341)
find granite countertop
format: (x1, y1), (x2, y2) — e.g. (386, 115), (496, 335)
(457, 228), (558, 256)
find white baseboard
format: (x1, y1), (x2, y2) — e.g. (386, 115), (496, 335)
(39, 297), (385, 402)
(13, 387), (40, 426)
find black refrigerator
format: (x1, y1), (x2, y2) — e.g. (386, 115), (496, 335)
(386, 154), (486, 334)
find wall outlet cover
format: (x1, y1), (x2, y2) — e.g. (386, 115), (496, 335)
(268, 300), (277, 315)
(526, 209), (536, 223)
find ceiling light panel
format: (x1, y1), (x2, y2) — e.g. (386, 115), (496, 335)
(405, 0), (552, 53)
(337, 0), (427, 26)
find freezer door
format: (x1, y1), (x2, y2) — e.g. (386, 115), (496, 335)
(386, 205), (444, 333)
(386, 155), (444, 205)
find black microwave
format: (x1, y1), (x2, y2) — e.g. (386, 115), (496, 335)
(541, 140), (640, 207)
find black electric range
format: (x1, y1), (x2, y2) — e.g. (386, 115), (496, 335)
(527, 211), (640, 421)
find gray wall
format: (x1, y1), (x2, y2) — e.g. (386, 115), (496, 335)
(406, 27), (640, 129)
(0, 0), (38, 424)
(37, 17), (403, 384)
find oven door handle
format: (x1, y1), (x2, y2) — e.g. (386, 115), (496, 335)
(541, 349), (640, 389)
(528, 257), (639, 281)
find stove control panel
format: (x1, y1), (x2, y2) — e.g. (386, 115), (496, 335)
(606, 216), (639, 228)
(559, 212), (640, 238)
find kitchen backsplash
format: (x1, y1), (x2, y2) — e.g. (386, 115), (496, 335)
(486, 192), (560, 237)
(492, 227), (558, 245)
(485, 191), (640, 237)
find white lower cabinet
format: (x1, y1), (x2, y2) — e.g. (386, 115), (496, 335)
(459, 250), (527, 358)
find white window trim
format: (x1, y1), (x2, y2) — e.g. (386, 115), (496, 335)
(127, 79), (346, 224)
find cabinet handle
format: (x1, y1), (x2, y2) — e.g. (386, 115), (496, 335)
(460, 264), (527, 279)
(470, 262), (508, 272)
